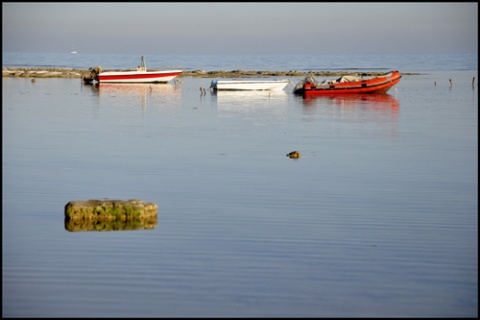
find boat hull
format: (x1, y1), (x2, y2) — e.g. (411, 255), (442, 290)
(294, 71), (401, 96)
(211, 79), (290, 91)
(97, 70), (182, 83)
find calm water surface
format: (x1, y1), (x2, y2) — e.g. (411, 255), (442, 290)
(2, 69), (478, 317)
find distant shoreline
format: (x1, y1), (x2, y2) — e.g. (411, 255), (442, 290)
(2, 67), (420, 79)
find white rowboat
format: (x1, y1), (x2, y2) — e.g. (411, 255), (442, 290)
(210, 79), (290, 91)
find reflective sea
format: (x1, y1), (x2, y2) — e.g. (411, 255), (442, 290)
(2, 53), (478, 317)
(2, 52), (478, 72)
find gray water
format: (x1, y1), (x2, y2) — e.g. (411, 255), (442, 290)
(3, 52), (477, 72)
(2, 71), (478, 317)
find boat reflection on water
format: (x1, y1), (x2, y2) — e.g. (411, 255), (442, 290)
(97, 82), (180, 96)
(86, 82), (181, 108)
(65, 217), (158, 232)
(299, 93), (400, 123)
(212, 90), (289, 121)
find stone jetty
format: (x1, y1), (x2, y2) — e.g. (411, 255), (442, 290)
(2, 67), (418, 79)
(2, 67), (85, 78)
(65, 199), (158, 221)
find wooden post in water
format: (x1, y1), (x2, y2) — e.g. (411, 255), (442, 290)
(449, 79), (452, 88)
(473, 77), (475, 88)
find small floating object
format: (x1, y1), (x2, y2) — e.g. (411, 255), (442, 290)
(286, 151), (301, 159)
(65, 199), (158, 221)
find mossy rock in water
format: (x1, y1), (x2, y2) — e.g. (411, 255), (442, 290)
(65, 199), (158, 221)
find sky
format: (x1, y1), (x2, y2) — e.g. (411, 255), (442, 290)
(2, 2), (478, 55)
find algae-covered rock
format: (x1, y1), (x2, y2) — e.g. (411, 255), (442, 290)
(65, 199), (158, 221)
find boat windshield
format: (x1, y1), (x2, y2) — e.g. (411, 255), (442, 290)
(138, 56), (146, 71)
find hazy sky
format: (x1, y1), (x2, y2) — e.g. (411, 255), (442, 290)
(2, 2), (478, 55)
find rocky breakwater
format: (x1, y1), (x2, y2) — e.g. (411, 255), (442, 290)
(3, 67), (414, 79)
(2, 67), (86, 78)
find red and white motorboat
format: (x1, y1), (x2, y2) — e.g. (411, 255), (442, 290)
(293, 70), (401, 96)
(85, 56), (182, 83)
